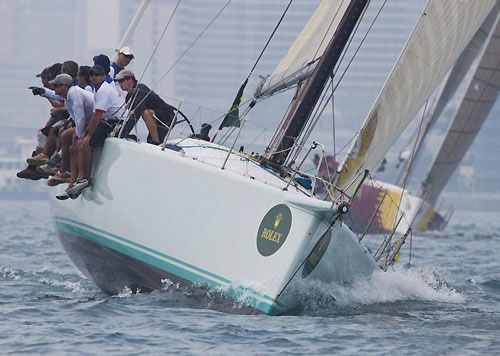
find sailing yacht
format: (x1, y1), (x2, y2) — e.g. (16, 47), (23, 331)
(355, 2), (500, 235)
(50, 0), (495, 314)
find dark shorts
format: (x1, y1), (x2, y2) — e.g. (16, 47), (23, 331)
(40, 110), (70, 136)
(89, 119), (119, 148)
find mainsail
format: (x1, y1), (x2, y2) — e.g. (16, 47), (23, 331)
(421, 9), (500, 206)
(263, 0), (369, 168)
(254, 0), (351, 99)
(396, 3), (500, 187)
(335, 0), (496, 198)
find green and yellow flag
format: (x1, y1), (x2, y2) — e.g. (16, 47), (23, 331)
(219, 78), (248, 130)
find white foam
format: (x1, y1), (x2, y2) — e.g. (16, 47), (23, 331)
(38, 278), (85, 293)
(0, 266), (22, 281)
(329, 267), (465, 305)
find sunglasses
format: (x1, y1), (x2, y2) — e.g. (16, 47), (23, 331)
(89, 71), (103, 77)
(123, 54), (134, 60)
(54, 83), (65, 88)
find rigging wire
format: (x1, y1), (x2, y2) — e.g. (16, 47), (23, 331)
(127, 0), (233, 126)
(392, 100), (429, 231)
(332, 80), (336, 160)
(331, 0), (387, 94)
(247, 0), (293, 81)
(288, 0), (386, 164)
(216, 0), (293, 145)
(123, 0), (182, 136)
(312, 0), (348, 61)
(408, 54), (500, 230)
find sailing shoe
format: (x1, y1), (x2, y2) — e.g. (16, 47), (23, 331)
(52, 171), (71, 183)
(47, 178), (62, 187)
(66, 178), (90, 195)
(37, 163), (59, 176)
(37, 154), (61, 175)
(27, 153), (49, 166)
(56, 192), (70, 200)
(17, 166), (41, 180)
(17, 166), (49, 180)
(69, 191), (81, 200)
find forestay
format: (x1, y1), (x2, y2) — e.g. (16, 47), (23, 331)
(335, 0), (496, 198)
(422, 8), (500, 206)
(396, 3), (500, 187)
(254, 0), (350, 99)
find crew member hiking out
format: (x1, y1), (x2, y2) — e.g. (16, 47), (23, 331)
(68, 64), (126, 195)
(115, 70), (175, 145)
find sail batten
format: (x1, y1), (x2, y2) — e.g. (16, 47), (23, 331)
(335, 0), (496, 199)
(254, 0), (351, 99)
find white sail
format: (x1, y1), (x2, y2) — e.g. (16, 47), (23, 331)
(254, 0), (351, 99)
(335, 0), (496, 198)
(422, 9), (500, 205)
(396, 3), (500, 187)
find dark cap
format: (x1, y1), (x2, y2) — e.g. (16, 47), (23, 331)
(36, 68), (49, 78)
(92, 54), (110, 74)
(89, 65), (106, 76)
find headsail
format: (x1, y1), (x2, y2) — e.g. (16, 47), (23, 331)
(396, 3), (500, 187)
(254, 0), (351, 99)
(422, 9), (500, 205)
(335, 0), (496, 198)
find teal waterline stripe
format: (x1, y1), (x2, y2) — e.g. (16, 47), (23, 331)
(54, 218), (281, 313)
(56, 217), (230, 284)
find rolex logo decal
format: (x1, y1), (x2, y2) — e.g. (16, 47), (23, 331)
(257, 204), (292, 256)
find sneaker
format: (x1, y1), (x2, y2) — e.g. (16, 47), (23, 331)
(17, 166), (40, 180)
(49, 153), (62, 165)
(27, 153), (49, 166)
(66, 178), (90, 195)
(47, 178), (60, 187)
(52, 171), (71, 183)
(37, 163), (59, 175)
(17, 166), (49, 180)
(56, 192), (70, 200)
(69, 191), (81, 200)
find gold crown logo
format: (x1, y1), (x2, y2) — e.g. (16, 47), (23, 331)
(274, 213), (283, 228)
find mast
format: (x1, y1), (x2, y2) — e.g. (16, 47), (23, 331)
(265, 0), (369, 169)
(112, 0), (150, 62)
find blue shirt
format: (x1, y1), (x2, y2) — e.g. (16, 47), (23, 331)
(105, 74), (113, 83)
(111, 62), (123, 79)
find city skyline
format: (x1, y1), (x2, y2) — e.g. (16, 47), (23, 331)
(0, 0), (498, 195)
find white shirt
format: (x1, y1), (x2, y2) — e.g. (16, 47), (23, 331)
(109, 63), (128, 100)
(44, 86), (94, 138)
(94, 81), (126, 120)
(66, 86), (94, 138)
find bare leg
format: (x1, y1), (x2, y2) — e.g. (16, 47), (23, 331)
(69, 137), (78, 185)
(61, 127), (74, 172)
(81, 136), (93, 179)
(56, 126), (65, 152)
(142, 109), (160, 142)
(42, 128), (57, 157)
(76, 138), (85, 179)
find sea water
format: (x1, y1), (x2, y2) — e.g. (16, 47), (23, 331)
(0, 198), (499, 355)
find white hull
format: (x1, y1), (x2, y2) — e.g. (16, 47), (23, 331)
(51, 138), (377, 314)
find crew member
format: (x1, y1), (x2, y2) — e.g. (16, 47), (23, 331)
(68, 64), (126, 194)
(115, 70), (174, 145)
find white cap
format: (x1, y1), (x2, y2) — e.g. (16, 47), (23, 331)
(119, 46), (134, 58)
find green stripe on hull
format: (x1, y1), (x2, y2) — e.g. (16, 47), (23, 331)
(55, 217), (282, 315)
